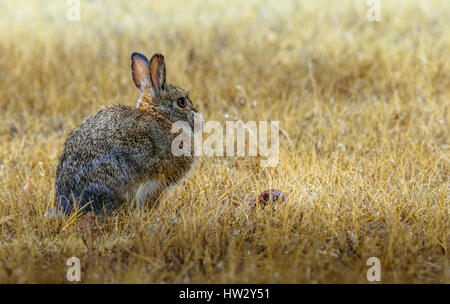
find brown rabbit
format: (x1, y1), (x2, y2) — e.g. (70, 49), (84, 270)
(53, 52), (200, 215)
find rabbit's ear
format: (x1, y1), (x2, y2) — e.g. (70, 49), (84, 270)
(149, 53), (166, 92)
(131, 52), (151, 92)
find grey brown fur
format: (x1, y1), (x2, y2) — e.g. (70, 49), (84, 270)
(54, 52), (199, 214)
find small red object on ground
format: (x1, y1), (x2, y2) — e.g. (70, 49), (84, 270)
(257, 189), (287, 206)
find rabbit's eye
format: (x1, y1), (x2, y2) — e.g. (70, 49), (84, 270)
(177, 97), (187, 108)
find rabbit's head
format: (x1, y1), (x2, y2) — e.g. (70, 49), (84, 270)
(131, 52), (199, 130)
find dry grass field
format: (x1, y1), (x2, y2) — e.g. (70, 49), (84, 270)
(0, 0), (448, 283)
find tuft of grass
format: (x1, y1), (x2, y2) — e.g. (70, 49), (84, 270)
(0, 0), (448, 283)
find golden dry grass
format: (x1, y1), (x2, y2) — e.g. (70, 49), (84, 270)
(0, 0), (449, 283)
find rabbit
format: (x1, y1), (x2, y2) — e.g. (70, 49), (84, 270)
(52, 52), (200, 215)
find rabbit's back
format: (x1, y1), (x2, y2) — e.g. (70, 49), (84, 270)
(55, 104), (180, 213)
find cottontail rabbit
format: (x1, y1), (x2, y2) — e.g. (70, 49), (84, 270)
(53, 52), (200, 215)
